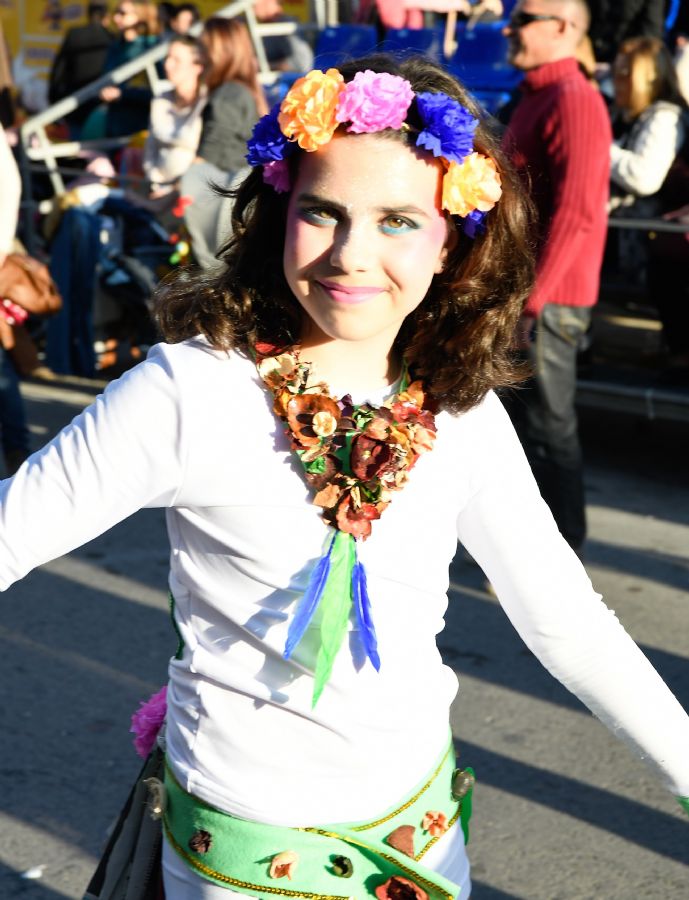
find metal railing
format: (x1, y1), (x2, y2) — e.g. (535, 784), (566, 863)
(19, 0), (312, 196)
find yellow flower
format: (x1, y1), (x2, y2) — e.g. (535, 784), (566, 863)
(278, 69), (345, 151)
(312, 410), (338, 437)
(442, 153), (502, 218)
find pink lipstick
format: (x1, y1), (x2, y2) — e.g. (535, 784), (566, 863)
(316, 280), (384, 304)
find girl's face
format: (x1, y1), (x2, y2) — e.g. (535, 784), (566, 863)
(164, 42), (202, 93)
(283, 133), (453, 355)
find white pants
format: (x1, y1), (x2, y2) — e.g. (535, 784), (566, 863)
(162, 820), (472, 899)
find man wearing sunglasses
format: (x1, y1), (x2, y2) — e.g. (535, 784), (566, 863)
(501, 0), (612, 555)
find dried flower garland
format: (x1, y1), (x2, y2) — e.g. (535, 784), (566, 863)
(256, 343), (437, 704)
(246, 68), (502, 238)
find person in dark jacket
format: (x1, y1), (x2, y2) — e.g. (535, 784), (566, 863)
(82, 0), (160, 139)
(48, 2), (113, 135)
(587, 0), (665, 63)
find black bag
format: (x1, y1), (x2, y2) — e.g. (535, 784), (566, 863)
(83, 749), (164, 900)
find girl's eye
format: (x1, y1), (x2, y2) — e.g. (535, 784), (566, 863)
(381, 216), (417, 235)
(301, 207), (338, 225)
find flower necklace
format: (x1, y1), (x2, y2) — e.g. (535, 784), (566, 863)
(255, 343), (437, 704)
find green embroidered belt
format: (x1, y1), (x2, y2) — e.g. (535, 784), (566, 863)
(160, 739), (475, 900)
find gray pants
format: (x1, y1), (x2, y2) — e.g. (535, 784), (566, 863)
(506, 303), (592, 551)
(180, 161), (250, 270)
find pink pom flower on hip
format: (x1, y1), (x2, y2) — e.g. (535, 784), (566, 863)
(130, 684), (167, 758)
(336, 70), (414, 134)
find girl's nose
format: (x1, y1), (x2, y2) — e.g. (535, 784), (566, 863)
(328, 222), (374, 272)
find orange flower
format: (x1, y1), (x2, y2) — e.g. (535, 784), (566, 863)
(442, 153), (502, 218)
(278, 69), (345, 151)
(365, 416), (391, 440)
(410, 425), (435, 454)
(313, 482), (342, 509)
(312, 410), (338, 437)
(286, 394), (341, 446)
(269, 850), (299, 880)
(421, 810), (448, 837)
(335, 494), (381, 539)
(257, 352), (298, 389)
(395, 380), (425, 409)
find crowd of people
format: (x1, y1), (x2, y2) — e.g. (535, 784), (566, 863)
(0, 1), (687, 468)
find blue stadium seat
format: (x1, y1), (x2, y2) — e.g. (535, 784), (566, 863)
(448, 20), (520, 92)
(264, 71), (303, 106)
(380, 27), (444, 61)
(454, 20), (509, 66)
(314, 25), (378, 70)
(470, 88), (513, 116)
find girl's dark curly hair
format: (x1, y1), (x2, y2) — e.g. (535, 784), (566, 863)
(154, 53), (534, 414)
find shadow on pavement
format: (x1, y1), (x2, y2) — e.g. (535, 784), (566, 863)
(456, 739), (689, 866)
(446, 556), (689, 713)
(0, 862), (76, 900)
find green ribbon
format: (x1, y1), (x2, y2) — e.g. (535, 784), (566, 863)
(312, 531), (356, 706)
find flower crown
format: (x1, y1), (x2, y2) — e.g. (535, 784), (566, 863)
(246, 68), (502, 238)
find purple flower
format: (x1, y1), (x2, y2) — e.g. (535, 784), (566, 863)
(130, 685), (167, 758)
(415, 92), (478, 165)
(462, 209), (487, 238)
(246, 105), (294, 166)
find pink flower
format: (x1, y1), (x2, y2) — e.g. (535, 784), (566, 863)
(130, 685), (167, 758)
(336, 71), (414, 134)
(421, 810), (448, 837)
(263, 159), (291, 193)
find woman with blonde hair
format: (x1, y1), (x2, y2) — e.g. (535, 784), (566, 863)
(181, 16), (268, 268)
(610, 36), (687, 206)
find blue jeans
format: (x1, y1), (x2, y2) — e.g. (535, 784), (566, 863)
(506, 304), (591, 551)
(0, 346), (30, 458)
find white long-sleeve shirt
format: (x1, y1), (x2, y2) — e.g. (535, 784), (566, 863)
(1, 339), (688, 831)
(610, 100), (686, 198)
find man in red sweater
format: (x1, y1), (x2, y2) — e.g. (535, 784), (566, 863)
(501, 0), (611, 553)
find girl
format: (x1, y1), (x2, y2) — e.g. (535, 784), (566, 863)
(609, 36), (687, 210)
(2, 54), (688, 900)
(180, 16), (267, 269)
(143, 35), (208, 197)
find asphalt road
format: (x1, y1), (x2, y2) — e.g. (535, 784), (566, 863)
(0, 376), (687, 899)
